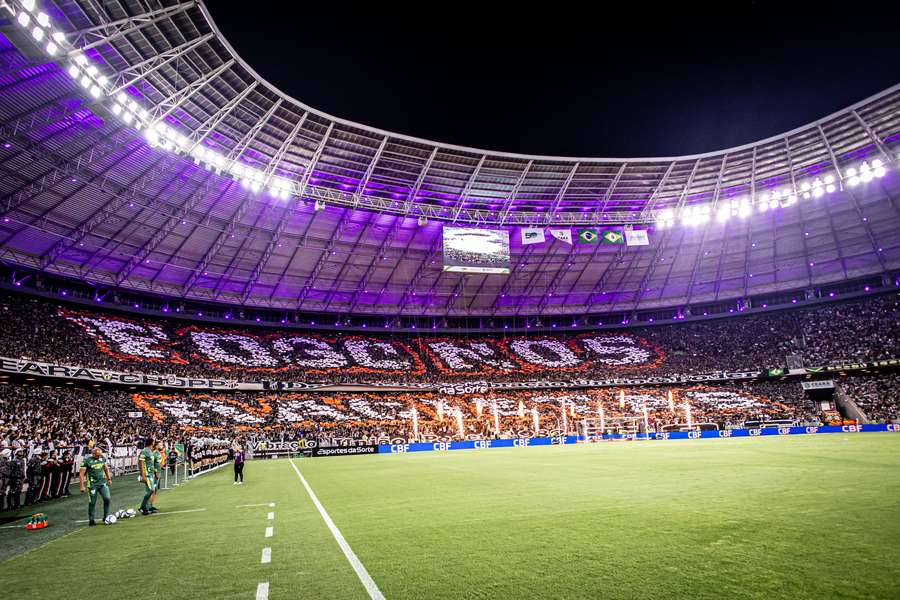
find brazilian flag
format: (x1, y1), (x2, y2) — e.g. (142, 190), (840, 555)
(576, 229), (599, 245)
(805, 367), (825, 374)
(601, 228), (625, 245)
(767, 368), (786, 377)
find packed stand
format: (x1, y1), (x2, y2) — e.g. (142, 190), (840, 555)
(840, 372), (900, 423)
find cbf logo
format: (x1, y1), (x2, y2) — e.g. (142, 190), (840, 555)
(718, 430), (732, 438)
(842, 425), (861, 433)
(654, 432), (670, 440)
(778, 428), (791, 435)
(805, 427), (819, 434)
(687, 431), (701, 439)
(748, 429), (762, 436)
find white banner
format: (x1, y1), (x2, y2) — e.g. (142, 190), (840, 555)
(801, 380), (835, 390)
(549, 229), (573, 244)
(625, 229), (650, 246)
(520, 227), (545, 245)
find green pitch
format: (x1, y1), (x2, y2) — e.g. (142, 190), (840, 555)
(2, 434), (900, 599)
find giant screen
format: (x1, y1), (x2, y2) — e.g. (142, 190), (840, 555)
(442, 227), (511, 274)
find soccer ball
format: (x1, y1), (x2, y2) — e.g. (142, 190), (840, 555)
(124, 508), (136, 518)
(104, 515), (117, 525)
(114, 510), (126, 519)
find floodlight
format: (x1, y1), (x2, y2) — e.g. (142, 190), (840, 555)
(31, 26), (43, 41)
(67, 64), (79, 78)
(74, 53), (87, 66)
(17, 12), (30, 27)
(22, 0), (36, 11)
(45, 41), (57, 55)
(769, 198), (779, 210)
(825, 184), (836, 193)
(873, 166), (886, 178)
(89, 85), (101, 98)
(36, 12), (49, 26)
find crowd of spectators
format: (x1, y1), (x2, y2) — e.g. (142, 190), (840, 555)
(0, 380), (822, 457)
(1, 291), (898, 383)
(840, 372), (900, 423)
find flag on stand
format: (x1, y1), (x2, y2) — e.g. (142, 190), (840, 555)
(600, 228), (625, 245)
(549, 229), (573, 244)
(576, 229), (599, 245)
(624, 229), (650, 246)
(520, 228), (545, 245)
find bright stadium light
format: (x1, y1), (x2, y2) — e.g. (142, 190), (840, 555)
(36, 11), (49, 27)
(22, 0), (36, 11)
(16, 12), (30, 27)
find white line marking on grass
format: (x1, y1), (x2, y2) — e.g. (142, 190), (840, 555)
(74, 508), (206, 523)
(288, 458), (385, 600)
(269, 502), (275, 507)
(267, 511), (274, 520)
(265, 526), (273, 538)
(261, 547), (271, 564)
(255, 582), (269, 600)
(236, 503), (274, 508)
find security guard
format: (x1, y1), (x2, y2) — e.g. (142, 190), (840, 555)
(5, 449), (25, 510)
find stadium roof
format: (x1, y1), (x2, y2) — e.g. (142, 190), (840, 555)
(0, 0), (898, 317)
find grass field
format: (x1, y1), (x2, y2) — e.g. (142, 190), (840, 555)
(2, 434), (900, 599)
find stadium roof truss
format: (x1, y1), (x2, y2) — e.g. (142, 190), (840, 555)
(0, 0), (898, 317)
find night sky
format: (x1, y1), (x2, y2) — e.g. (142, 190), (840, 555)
(209, 2), (900, 157)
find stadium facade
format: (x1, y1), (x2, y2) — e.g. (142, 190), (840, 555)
(0, 0), (897, 328)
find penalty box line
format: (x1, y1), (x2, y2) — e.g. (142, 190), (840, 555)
(288, 458), (385, 600)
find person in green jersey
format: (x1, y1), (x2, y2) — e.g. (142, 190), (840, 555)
(79, 446), (112, 526)
(138, 439), (157, 516)
(149, 441), (162, 512)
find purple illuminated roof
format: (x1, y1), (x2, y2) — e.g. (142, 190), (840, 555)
(0, 0), (897, 317)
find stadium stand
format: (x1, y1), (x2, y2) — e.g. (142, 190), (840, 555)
(1, 291), (899, 382)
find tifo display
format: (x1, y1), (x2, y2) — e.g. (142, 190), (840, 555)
(1, 291), (899, 383)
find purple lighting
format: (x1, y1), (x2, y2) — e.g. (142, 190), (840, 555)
(864, 286), (870, 291)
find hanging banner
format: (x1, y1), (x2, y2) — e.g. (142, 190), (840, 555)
(549, 229), (573, 244)
(600, 228), (625, 245)
(624, 229), (650, 246)
(520, 228), (546, 245)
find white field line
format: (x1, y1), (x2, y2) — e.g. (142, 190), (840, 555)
(261, 547), (271, 564)
(265, 526), (273, 538)
(236, 503), (275, 508)
(288, 458), (385, 600)
(255, 582), (269, 600)
(269, 502), (275, 507)
(267, 511), (274, 520)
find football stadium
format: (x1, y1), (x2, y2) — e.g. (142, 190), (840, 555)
(0, 2), (899, 599)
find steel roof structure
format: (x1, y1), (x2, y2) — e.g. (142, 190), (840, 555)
(0, 0), (898, 318)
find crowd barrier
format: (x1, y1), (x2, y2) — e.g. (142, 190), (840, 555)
(373, 424), (899, 455)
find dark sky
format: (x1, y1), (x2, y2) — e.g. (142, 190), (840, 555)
(208, 2), (900, 157)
